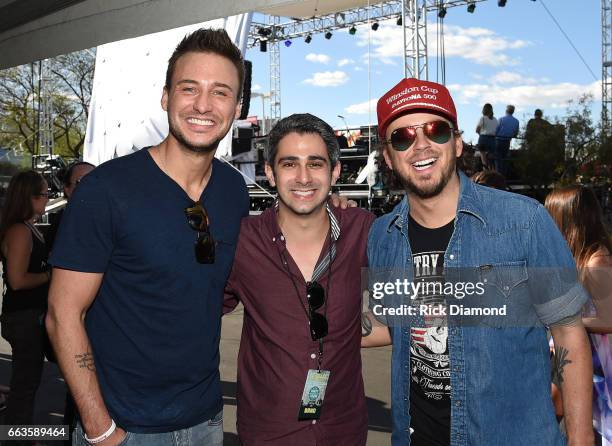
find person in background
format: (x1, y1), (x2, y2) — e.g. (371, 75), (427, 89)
(494, 105), (519, 176)
(47, 161), (95, 251)
(0, 170), (51, 429)
(475, 103), (498, 170)
(546, 185), (612, 445)
(525, 108), (552, 149)
(471, 170), (508, 190)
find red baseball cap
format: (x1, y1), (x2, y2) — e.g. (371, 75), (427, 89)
(377, 78), (458, 138)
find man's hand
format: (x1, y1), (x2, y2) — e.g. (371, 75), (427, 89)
(329, 193), (357, 209)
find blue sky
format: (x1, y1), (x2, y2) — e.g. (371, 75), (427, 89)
(245, 1), (601, 146)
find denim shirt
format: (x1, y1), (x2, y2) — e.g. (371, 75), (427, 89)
(367, 172), (588, 446)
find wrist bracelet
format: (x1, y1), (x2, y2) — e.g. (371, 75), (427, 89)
(84, 419), (116, 444)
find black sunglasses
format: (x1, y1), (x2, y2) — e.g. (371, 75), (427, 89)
(184, 202), (215, 264)
(306, 281), (328, 341)
(384, 120), (455, 151)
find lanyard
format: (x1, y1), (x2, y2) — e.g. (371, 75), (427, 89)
(279, 230), (333, 371)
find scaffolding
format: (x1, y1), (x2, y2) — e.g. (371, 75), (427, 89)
(38, 59), (54, 156)
(602, 0), (612, 136)
(249, 0), (487, 118)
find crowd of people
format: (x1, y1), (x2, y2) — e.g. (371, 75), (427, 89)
(0, 27), (609, 446)
(474, 101), (555, 177)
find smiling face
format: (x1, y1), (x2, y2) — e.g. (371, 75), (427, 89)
(265, 132), (340, 217)
(383, 112), (462, 199)
(162, 51), (241, 154)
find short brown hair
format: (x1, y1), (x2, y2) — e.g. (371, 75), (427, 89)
(165, 28), (245, 100)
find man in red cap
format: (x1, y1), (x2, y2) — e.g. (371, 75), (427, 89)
(364, 78), (593, 445)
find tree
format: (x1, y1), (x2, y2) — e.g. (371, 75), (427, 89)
(515, 95), (611, 194)
(0, 49), (95, 159)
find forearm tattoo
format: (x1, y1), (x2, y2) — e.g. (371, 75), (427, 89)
(361, 313), (373, 337)
(75, 352), (95, 371)
(552, 346), (572, 386)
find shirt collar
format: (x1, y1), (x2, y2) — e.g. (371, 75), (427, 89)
(271, 200), (341, 242)
(386, 171), (487, 233)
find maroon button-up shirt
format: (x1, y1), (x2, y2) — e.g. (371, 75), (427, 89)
(224, 204), (375, 445)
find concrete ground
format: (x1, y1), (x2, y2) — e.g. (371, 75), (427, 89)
(0, 300), (392, 445)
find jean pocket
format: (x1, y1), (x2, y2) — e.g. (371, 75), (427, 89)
(208, 410), (223, 426)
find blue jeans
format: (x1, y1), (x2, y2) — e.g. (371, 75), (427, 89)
(73, 411), (223, 446)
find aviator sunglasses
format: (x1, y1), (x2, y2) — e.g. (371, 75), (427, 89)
(384, 120), (456, 152)
(306, 281), (328, 341)
(184, 202), (215, 264)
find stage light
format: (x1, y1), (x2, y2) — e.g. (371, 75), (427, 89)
(467, 1), (476, 13)
(284, 40), (292, 47)
(325, 31), (333, 40)
(257, 27), (271, 37)
(371, 22), (379, 31)
(498, 0), (507, 6)
(304, 34), (312, 44)
(397, 16), (402, 26)
(259, 40), (267, 52)
(349, 26), (357, 35)
(438, 7), (447, 18)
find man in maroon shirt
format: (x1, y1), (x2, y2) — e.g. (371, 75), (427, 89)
(224, 113), (375, 445)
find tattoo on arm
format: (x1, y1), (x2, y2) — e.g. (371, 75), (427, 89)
(75, 352), (95, 371)
(551, 346), (572, 386)
(361, 313), (373, 337)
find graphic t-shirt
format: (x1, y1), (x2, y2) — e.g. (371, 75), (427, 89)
(408, 214), (454, 446)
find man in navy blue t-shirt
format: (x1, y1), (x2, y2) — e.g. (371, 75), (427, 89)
(46, 29), (249, 446)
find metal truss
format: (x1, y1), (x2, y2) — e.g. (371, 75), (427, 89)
(603, 0), (612, 137)
(250, 0), (487, 120)
(269, 15), (282, 122)
(39, 59), (54, 156)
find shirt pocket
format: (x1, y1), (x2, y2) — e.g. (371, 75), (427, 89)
(478, 260), (528, 298)
(477, 260), (530, 328)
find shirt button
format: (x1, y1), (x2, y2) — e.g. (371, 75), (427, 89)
(310, 353), (316, 359)
(453, 366), (460, 372)
(312, 420), (317, 425)
(504, 285), (509, 291)
(455, 400), (462, 407)
(272, 237), (276, 242)
(280, 235), (285, 241)
(449, 254), (455, 260)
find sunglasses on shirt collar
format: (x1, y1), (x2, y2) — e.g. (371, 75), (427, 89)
(307, 281), (328, 341)
(184, 202), (215, 264)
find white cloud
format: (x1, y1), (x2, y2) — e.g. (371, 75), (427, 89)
(354, 66), (364, 72)
(338, 58), (355, 67)
(448, 80), (600, 109)
(303, 71), (349, 87)
(355, 20), (530, 66)
(345, 98), (377, 115)
(490, 71), (539, 85)
(305, 53), (331, 64)
(251, 83), (262, 91)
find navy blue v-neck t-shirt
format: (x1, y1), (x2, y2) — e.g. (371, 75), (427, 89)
(50, 148), (249, 432)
